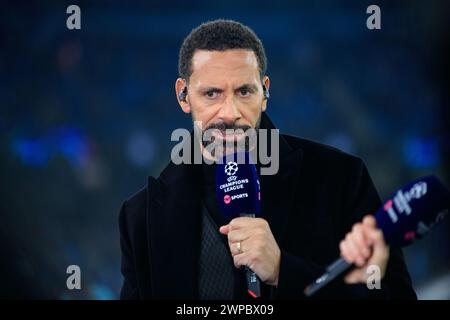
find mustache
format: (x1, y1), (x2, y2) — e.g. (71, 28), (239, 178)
(203, 122), (252, 132)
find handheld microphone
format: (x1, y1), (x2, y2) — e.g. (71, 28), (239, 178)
(304, 175), (450, 297)
(215, 152), (262, 298)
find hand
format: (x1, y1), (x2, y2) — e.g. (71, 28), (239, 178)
(340, 215), (389, 284)
(219, 217), (281, 286)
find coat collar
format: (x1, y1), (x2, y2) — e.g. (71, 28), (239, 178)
(147, 113), (303, 298)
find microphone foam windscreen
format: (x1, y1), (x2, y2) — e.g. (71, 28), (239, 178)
(215, 152), (261, 222)
(375, 175), (449, 247)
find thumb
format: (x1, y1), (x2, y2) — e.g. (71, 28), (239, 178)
(366, 227), (387, 252)
(362, 215), (377, 229)
(219, 225), (230, 235)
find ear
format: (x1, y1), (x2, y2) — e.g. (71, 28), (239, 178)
(175, 78), (190, 114)
(261, 76), (270, 112)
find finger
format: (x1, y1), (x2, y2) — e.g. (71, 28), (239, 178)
(364, 227), (389, 277)
(228, 217), (255, 230)
(233, 251), (249, 269)
(229, 217), (268, 231)
(229, 235), (261, 256)
(345, 233), (365, 267)
(365, 227), (388, 258)
(227, 229), (250, 244)
(219, 225), (230, 235)
(229, 239), (250, 256)
(340, 239), (360, 265)
(352, 224), (370, 259)
(362, 215), (377, 229)
(229, 241), (239, 256)
(340, 240), (353, 263)
(344, 269), (365, 284)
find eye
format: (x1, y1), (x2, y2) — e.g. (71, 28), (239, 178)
(238, 88), (251, 97)
(205, 90), (219, 99)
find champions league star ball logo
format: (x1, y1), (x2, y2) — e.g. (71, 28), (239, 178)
(224, 161), (238, 176)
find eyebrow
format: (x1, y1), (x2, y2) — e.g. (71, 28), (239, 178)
(199, 86), (223, 93)
(198, 83), (258, 93)
(235, 83), (258, 92)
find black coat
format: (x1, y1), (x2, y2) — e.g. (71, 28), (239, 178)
(119, 114), (416, 299)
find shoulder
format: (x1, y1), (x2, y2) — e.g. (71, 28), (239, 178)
(282, 134), (365, 170)
(122, 186), (147, 213)
(119, 177), (157, 231)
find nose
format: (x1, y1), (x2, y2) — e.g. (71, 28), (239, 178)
(218, 96), (241, 124)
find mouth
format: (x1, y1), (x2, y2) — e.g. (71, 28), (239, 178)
(212, 130), (246, 142)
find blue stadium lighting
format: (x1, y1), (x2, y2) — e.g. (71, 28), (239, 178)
(402, 137), (440, 169)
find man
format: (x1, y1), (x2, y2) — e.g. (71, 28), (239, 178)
(119, 19), (416, 299)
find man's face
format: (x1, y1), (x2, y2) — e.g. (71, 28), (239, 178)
(176, 49), (269, 158)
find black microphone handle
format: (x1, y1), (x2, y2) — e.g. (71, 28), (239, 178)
(240, 213), (262, 298)
(304, 258), (352, 297)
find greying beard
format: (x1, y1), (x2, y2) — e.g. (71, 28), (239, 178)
(193, 111), (262, 157)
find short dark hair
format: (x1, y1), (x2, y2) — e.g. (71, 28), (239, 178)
(178, 19), (267, 80)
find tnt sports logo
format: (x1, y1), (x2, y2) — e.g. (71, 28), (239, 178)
(224, 161), (238, 176)
(224, 195), (231, 204)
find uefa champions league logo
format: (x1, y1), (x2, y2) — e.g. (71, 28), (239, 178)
(224, 161), (238, 176)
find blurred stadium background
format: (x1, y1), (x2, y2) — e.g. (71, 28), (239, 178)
(0, 0), (449, 299)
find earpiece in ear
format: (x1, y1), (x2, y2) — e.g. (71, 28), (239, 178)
(179, 87), (188, 102)
(263, 85), (270, 100)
